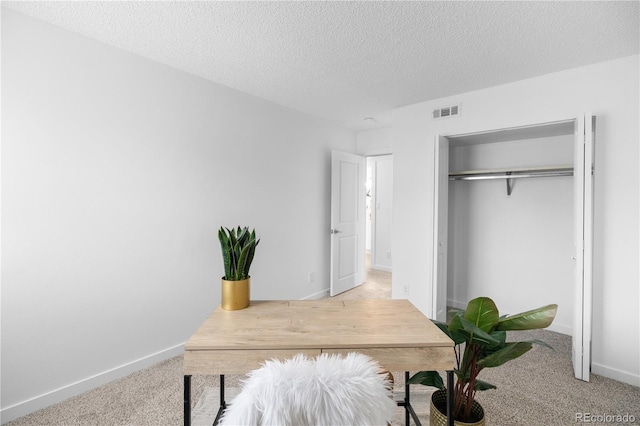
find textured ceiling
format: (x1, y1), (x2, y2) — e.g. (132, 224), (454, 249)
(4, 1), (639, 131)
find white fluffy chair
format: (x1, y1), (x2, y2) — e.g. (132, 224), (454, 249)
(219, 352), (396, 426)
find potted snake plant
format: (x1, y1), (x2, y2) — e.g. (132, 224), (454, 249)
(218, 226), (259, 310)
(409, 297), (557, 425)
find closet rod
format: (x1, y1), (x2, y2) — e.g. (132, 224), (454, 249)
(448, 167), (573, 181)
(449, 166), (574, 196)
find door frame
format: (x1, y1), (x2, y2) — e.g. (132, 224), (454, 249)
(572, 114), (594, 381)
(432, 137), (449, 322)
(431, 115), (594, 381)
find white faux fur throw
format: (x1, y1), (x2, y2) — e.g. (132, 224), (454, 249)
(219, 352), (396, 426)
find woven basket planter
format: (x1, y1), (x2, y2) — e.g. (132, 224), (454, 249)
(430, 389), (485, 426)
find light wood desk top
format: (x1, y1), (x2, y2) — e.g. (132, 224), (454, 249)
(184, 299), (454, 375)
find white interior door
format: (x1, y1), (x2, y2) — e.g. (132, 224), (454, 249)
(433, 136), (449, 321)
(572, 114), (595, 381)
(330, 151), (366, 296)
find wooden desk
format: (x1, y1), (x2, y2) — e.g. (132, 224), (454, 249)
(184, 299), (455, 426)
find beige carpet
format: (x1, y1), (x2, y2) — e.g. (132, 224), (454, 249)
(5, 264), (640, 425)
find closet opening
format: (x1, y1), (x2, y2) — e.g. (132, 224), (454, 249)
(432, 116), (594, 381)
(447, 122), (574, 334)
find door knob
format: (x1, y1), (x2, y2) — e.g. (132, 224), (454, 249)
(330, 229), (341, 234)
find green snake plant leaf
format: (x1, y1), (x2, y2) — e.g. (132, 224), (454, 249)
(218, 227), (232, 279)
(464, 297), (500, 333)
(228, 227), (237, 246)
(218, 226), (259, 281)
(495, 304), (558, 331)
(237, 226), (248, 244)
(235, 243), (250, 280)
(407, 371), (445, 390)
(237, 238), (258, 280)
(477, 342), (533, 369)
(230, 245), (238, 277)
(243, 239), (259, 278)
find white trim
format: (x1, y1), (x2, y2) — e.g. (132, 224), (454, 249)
(592, 363), (640, 387)
(0, 344), (185, 424)
(370, 264), (392, 273)
(302, 289), (330, 300)
(546, 323), (572, 336)
(446, 298), (467, 310)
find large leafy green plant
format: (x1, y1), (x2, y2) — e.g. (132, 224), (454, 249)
(218, 226), (259, 281)
(409, 297), (557, 423)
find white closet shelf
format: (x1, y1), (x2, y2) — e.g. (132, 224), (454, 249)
(449, 165), (574, 196)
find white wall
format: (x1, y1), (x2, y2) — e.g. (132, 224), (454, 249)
(357, 126), (392, 157)
(1, 10), (355, 422)
(392, 55), (639, 386)
(447, 135), (575, 335)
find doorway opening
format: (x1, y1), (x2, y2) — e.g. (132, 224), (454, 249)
(365, 155), (393, 298)
(329, 151), (393, 298)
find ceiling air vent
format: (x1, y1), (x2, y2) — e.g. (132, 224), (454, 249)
(433, 104), (460, 119)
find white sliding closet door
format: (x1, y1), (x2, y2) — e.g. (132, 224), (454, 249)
(572, 115), (595, 382)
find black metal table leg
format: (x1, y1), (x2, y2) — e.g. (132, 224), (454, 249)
(221, 375), (225, 405)
(405, 372), (410, 426)
(212, 375), (226, 426)
(446, 371), (454, 426)
(184, 375), (191, 426)
(397, 372), (421, 426)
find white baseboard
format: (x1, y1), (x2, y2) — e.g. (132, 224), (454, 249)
(302, 288), (330, 300)
(545, 322), (572, 336)
(592, 363), (640, 387)
(0, 343), (185, 424)
(370, 264), (392, 273)
(446, 298), (467, 310)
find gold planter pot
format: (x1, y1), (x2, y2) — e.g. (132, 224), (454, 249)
(221, 278), (250, 310)
(430, 389), (485, 426)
